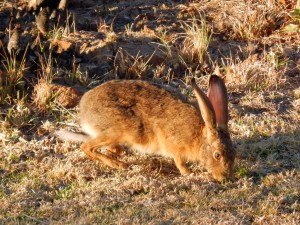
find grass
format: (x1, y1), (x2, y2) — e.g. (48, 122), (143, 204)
(0, 0), (300, 224)
(114, 48), (154, 79)
(284, 6), (300, 33)
(221, 49), (287, 91)
(5, 96), (32, 129)
(0, 42), (28, 104)
(31, 49), (58, 114)
(223, 0), (283, 40)
(179, 15), (211, 66)
(154, 28), (175, 58)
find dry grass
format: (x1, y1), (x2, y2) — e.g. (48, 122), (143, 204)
(114, 48), (154, 79)
(179, 15), (211, 66)
(228, 0), (283, 40)
(0, 42), (28, 104)
(222, 49), (288, 91)
(0, 0), (300, 224)
(32, 50), (58, 114)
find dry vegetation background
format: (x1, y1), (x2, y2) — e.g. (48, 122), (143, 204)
(0, 0), (300, 224)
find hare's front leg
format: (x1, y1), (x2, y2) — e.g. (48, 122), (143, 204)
(80, 138), (128, 170)
(174, 156), (190, 175)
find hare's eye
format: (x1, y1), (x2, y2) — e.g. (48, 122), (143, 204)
(214, 151), (221, 160)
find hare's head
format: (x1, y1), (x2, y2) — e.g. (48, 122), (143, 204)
(191, 76), (236, 181)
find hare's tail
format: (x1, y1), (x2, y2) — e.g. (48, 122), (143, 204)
(54, 129), (90, 143)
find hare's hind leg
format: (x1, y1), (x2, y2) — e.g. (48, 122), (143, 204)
(80, 138), (128, 170)
(174, 156), (190, 175)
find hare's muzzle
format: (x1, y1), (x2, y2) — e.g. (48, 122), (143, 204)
(212, 172), (232, 182)
(211, 164), (235, 182)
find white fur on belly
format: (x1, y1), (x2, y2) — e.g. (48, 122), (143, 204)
(132, 142), (171, 157)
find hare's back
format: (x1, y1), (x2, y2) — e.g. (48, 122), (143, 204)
(80, 80), (194, 113)
(79, 80), (202, 137)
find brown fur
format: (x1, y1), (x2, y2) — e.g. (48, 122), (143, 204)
(56, 77), (236, 181)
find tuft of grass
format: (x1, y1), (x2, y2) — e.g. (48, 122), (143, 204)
(115, 48), (153, 79)
(55, 183), (76, 200)
(97, 18), (111, 33)
(0, 42), (28, 104)
(235, 166), (250, 179)
(48, 26), (64, 40)
(179, 15), (211, 66)
(32, 78), (55, 113)
(32, 50), (61, 114)
(48, 11), (73, 40)
(153, 64), (174, 82)
(36, 49), (55, 83)
(154, 28), (175, 59)
(283, 6), (300, 33)
(4, 171), (29, 184)
(5, 95), (32, 129)
(228, 1), (282, 40)
(124, 23), (135, 35)
(222, 50), (287, 91)
(68, 55), (90, 86)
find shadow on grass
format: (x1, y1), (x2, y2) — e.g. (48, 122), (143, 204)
(235, 128), (300, 183)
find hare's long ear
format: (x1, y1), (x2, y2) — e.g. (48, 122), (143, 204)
(191, 78), (216, 131)
(207, 75), (229, 131)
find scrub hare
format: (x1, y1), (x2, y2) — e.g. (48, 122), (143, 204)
(55, 76), (235, 181)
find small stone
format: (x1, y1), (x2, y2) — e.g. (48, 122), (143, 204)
(52, 39), (73, 53)
(50, 84), (83, 108)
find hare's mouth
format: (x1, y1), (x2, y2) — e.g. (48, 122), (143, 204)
(210, 169), (233, 182)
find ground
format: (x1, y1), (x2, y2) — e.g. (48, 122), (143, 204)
(0, 0), (300, 224)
